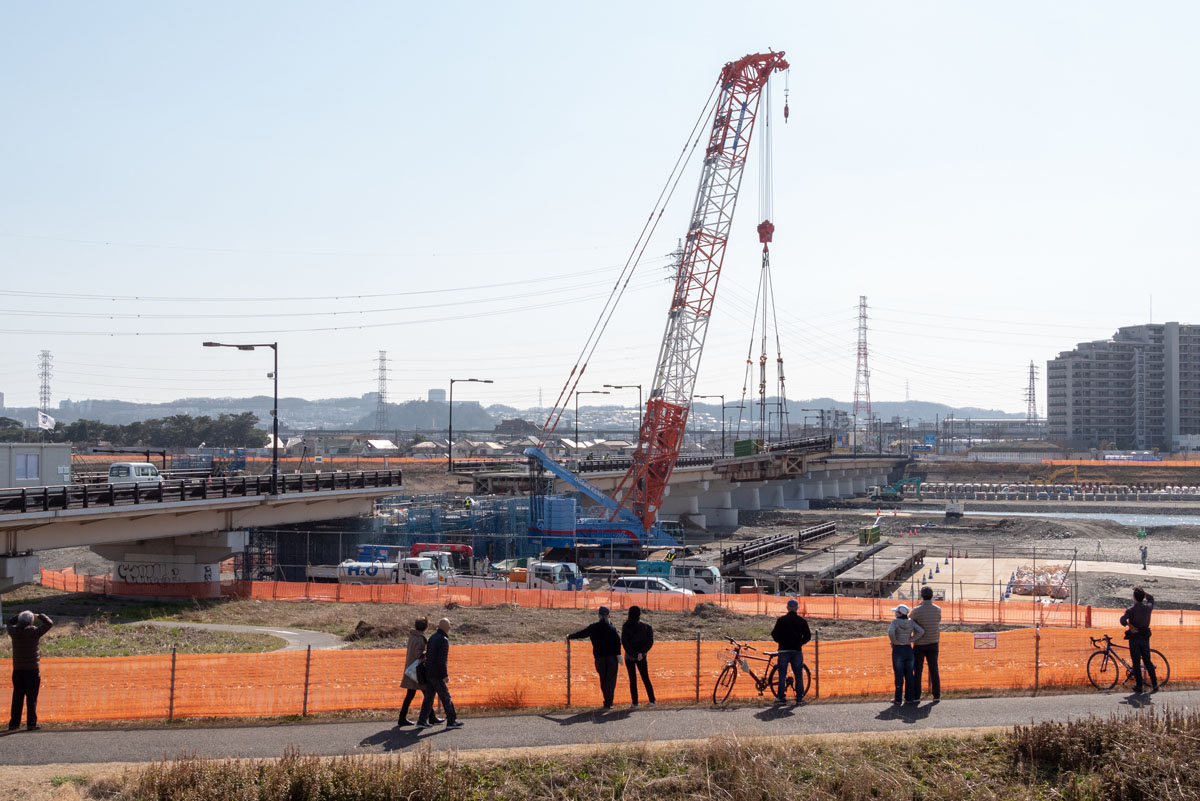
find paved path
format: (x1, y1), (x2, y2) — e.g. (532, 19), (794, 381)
(2, 689), (1197, 766)
(129, 621), (345, 652)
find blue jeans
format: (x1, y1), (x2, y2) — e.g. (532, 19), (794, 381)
(776, 650), (804, 700)
(892, 645), (916, 703)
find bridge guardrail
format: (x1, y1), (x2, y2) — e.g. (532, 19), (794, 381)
(0, 469), (404, 515)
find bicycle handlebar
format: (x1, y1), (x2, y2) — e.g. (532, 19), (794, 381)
(724, 636), (758, 652)
(1089, 634), (1113, 647)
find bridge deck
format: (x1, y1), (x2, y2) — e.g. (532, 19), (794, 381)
(834, 546), (928, 596)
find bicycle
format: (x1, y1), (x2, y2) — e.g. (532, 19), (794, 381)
(1087, 634), (1170, 691)
(712, 637), (811, 704)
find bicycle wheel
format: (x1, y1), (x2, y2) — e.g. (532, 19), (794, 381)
(796, 664), (812, 699)
(1087, 651), (1119, 690)
(713, 664), (738, 704)
(1147, 649), (1170, 688)
(765, 665), (788, 699)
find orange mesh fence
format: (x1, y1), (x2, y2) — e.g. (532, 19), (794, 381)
(39, 569), (1200, 630)
(3, 627), (1197, 722)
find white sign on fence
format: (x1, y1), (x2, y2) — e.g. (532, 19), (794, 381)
(973, 632), (998, 650)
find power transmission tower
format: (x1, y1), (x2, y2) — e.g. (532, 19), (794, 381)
(38, 350), (53, 412)
(852, 296), (871, 423)
(375, 351), (389, 432)
(1026, 361), (1039, 424)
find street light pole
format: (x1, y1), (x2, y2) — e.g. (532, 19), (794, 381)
(574, 390), (610, 461)
(693, 394), (725, 457)
(448, 378), (493, 473)
(603, 384), (642, 439)
(204, 341), (278, 493)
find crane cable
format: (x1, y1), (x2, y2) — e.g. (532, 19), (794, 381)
(539, 79), (722, 442)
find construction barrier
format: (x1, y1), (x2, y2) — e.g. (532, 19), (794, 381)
(2, 627), (1196, 723)
(39, 568), (1200, 630)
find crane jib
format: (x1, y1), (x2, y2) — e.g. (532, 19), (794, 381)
(730, 101), (749, 155)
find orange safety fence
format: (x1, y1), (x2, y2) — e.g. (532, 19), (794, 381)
(3, 627), (1197, 722)
(40, 568), (1200, 630)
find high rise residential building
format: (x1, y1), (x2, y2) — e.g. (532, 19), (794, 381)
(1047, 322), (1200, 451)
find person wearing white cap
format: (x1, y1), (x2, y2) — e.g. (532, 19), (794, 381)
(887, 603), (924, 705)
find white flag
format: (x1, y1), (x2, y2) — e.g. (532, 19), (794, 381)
(37, 411), (55, 430)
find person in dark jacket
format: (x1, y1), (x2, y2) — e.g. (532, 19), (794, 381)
(1119, 586), (1158, 694)
(417, 618), (462, 728)
(397, 617), (442, 727)
(7, 610), (53, 731)
(620, 606), (655, 708)
(770, 599), (811, 704)
(568, 606), (622, 709)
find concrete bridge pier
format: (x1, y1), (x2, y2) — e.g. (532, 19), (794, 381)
(759, 483), (785, 510)
(91, 530), (249, 598)
(0, 552), (39, 592)
(696, 486), (738, 528)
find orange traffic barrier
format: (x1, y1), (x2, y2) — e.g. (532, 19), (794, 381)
(3, 627), (1195, 723)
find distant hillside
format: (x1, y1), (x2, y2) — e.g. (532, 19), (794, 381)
(4, 393), (1019, 433)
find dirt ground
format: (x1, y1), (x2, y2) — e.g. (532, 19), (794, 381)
(719, 509), (1200, 610)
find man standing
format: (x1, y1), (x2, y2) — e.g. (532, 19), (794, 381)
(7, 610), (53, 731)
(910, 586), (942, 701)
(1119, 587), (1158, 694)
(417, 618), (463, 728)
(568, 606), (622, 709)
(769, 599), (811, 704)
(1139, 544), (1148, 571)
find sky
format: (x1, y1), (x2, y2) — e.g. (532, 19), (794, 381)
(1, 1), (1197, 417)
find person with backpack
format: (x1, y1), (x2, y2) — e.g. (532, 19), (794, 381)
(620, 606), (655, 708)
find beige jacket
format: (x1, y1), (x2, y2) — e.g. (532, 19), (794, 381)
(910, 601), (942, 646)
(400, 630), (428, 690)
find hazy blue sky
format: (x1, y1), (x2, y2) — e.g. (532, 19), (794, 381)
(2, 1), (1196, 415)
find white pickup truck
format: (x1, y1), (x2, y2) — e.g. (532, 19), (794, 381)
(449, 560), (583, 591)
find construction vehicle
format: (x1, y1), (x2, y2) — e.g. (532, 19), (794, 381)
(526, 51), (790, 549)
(1038, 466), (1078, 486)
(868, 477), (923, 501)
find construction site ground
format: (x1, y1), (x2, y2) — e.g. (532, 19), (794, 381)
(702, 508), (1200, 611)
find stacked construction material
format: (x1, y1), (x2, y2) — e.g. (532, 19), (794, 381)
(1011, 564), (1071, 598)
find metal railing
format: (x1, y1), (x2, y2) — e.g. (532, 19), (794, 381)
(0, 469), (404, 514)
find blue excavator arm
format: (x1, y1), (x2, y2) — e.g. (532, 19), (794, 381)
(523, 447), (642, 524)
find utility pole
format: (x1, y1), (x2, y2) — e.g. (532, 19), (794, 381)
(38, 350), (52, 413)
(1026, 361), (1039, 425)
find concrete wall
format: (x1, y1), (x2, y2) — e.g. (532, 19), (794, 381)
(0, 443), (72, 487)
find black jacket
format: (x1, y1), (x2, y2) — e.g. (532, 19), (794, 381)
(425, 628), (450, 680)
(568, 619), (622, 658)
(1120, 595), (1155, 639)
(771, 611), (812, 651)
(621, 620), (654, 660)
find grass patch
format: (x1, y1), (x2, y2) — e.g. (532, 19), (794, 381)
(49, 774), (88, 787)
(0, 618), (283, 658)
(98, 709), (1200, 800)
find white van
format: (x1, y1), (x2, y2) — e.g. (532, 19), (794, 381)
(107, 462), (164, 484)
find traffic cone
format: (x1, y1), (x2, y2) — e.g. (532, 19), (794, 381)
(935, 564), (940, 574)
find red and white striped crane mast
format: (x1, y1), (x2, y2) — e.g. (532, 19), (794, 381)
(611, 51), (789, 532)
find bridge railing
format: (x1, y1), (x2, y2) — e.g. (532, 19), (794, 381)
(0, 469), (404, 515)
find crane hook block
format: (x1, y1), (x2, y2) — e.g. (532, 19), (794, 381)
(757, 220), (775, 244)
(783, 101), (789, 123)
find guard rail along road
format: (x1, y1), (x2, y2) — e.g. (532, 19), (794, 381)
(0, 469), (404, 514)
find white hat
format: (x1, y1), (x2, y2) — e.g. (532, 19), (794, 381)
(892, 604), (910, 615)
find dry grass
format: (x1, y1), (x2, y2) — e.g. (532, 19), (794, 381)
(76, 709), (1200, 800)
(0, 615), (283, 658)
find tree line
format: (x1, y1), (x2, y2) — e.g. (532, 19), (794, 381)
(0, 412), (267, 448)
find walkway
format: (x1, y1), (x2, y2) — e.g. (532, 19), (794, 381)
(129, 621), (345, 652)
(1, 689), (1193, 766)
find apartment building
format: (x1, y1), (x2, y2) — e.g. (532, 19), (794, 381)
(1047, 322), (1200, 451)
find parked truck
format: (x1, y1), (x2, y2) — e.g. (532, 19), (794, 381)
(636, 558), (724, 594)
(450, 560), (584, 591)
(335, 557), (439, 585)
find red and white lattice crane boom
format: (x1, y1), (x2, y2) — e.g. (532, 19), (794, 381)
(610, 51), (789, 532)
